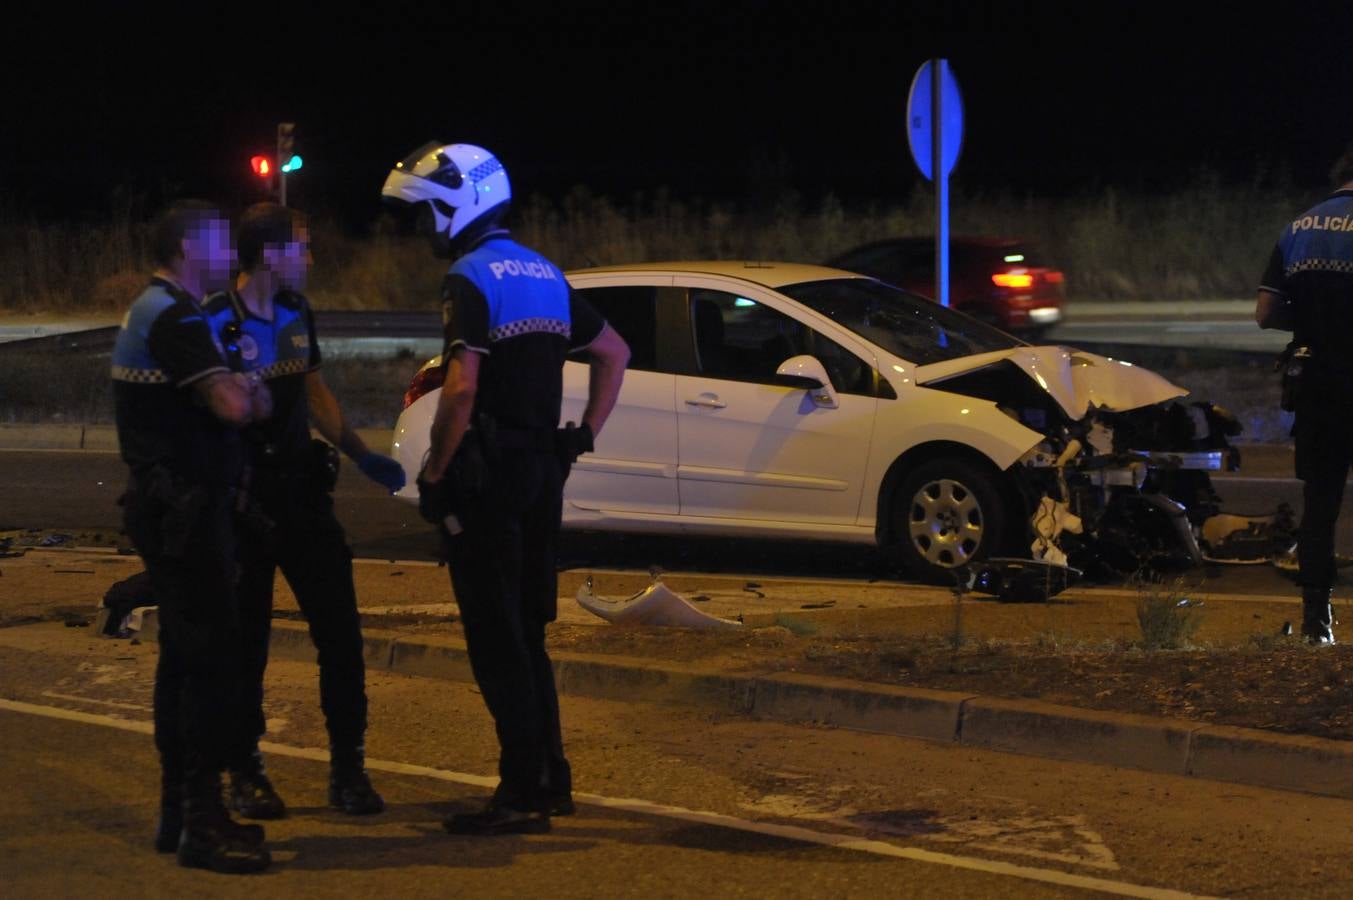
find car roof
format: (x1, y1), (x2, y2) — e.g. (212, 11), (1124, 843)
(564, 260), (866, 289)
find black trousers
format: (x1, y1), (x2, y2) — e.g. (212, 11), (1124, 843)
(124, 483), (251, 783)
(1295, 388), (1353, 591)
(236, 477), (369, 759)
(444, 448), (570, 811)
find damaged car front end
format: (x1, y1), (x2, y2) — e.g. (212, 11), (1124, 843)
(915, 346), (1242, 581)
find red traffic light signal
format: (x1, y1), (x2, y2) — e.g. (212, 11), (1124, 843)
(250, 155), (272, 177)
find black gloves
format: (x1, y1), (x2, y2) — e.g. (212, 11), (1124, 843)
(556, 422), (594, 479)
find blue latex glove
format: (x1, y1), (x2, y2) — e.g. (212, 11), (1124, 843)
(357, 452), (407, 493)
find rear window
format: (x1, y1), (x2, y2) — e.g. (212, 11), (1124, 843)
(973, 244), (1051, 270)
(779, 278), (1023, 365)
(573, 285), (658, 371)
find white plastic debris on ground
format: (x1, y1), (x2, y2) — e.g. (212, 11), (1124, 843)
(1030, 495), (1083, 567)
(576, 577), (742, 630)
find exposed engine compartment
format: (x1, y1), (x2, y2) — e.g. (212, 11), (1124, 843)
(927, 357), (1244, 578)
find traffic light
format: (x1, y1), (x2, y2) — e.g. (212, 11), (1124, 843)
(277, 122), (295, 159)
(281, 154), (303, 173)
(250, 155), (272, 177)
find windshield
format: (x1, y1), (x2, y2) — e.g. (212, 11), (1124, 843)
(779, 278), (1024, 365)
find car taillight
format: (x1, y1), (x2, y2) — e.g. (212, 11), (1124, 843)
(993, 269), (1065, 290)
(403, 364), (445, 410)
(992, 271), (1034, 289)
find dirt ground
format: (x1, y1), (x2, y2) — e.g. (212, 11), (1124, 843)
(8, 527), (1353, 745)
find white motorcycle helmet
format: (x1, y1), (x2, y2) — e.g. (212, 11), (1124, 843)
(382, 141), (511, 246)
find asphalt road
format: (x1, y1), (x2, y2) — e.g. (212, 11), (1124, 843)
(0, 448), (1344, 598)
(4, 624), (1351, 897)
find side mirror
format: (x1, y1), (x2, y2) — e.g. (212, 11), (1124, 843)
(775, 355), (838, 408)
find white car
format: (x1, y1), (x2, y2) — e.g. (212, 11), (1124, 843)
(392, 262), (1237, 583)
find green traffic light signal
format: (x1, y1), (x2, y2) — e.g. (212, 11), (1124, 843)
(281, 155), (303, 173)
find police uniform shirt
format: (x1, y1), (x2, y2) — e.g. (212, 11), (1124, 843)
(110, 277), (241, 487)
(1260, 188), (1353, 373)
(203, 289), (322, 463)
(441, 236), (605, 430)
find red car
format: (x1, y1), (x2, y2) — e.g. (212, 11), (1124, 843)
(826, 236), (1066, 339)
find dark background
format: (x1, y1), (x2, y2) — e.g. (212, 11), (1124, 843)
(6, 1), (1353, 229)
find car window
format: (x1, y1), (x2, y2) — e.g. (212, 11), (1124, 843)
(779, 278), (1023, 365)
(808, 329), (874, 396)
(986, 244), (1049, 269)
(689, 289), (809, 385)
(688, 289), (874, 395)
(573, 285), (658, 371)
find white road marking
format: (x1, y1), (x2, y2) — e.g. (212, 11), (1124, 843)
(0, 698), (1215, 899)
(39, 690), (151, 712)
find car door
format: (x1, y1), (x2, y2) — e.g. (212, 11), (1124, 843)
(672, 279), (876, 526)
(561, 278), (680, 516)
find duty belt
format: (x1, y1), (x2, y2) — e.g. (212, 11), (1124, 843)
(490, 425), (555, 452)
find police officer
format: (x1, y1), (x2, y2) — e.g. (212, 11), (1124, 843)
(112, 200), (272, 872)
(382, 142), (629, 835)
(203, 202), (404, 819)
(1256, 142), (1353, 645)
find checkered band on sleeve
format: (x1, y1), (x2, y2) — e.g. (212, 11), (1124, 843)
(255, 358), (311, 380)
(487, 317), (571, 342)
(110, 365), (170, 384)
(1286, 258), (1353, 276)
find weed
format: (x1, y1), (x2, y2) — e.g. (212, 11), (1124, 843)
(1132, 573), (1205, 650)
(772, 613), (817, 636)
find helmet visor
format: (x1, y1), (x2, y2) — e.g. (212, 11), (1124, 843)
(396, 140), (442, 172)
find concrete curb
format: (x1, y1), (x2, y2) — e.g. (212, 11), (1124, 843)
(261, 619), (1353, 802)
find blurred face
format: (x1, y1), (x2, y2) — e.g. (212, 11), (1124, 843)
(182, 217), (236, 294)
(264, 224), (313, 291)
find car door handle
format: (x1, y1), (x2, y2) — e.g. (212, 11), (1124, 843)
(684, 396), (727, 409)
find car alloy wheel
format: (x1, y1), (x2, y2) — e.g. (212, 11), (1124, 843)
(909, 477), (984, 568)
(892, 457), (1007, 583)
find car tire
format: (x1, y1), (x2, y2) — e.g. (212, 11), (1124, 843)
(889, 457), (1008, 585)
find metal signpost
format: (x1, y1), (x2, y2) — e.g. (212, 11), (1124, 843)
(906, 59), (964, 307)
(277, 122), (295, 206)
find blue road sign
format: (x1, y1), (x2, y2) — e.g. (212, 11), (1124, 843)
(907, 61), (964, 181)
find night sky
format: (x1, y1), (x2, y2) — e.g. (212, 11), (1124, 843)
(6, 1), (1353, 228)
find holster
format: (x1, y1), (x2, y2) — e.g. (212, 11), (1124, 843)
(140, 465), (208, 559)
(308, 438), (341, 494)
(446, 418), (494, 506)
(1277, 342), (1310, 413)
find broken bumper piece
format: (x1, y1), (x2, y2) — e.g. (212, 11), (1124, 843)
(576, 578), (742, 630)
(959, 557), (1082, 603)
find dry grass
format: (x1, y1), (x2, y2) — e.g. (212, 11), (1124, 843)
(0, 174), (1307, 314)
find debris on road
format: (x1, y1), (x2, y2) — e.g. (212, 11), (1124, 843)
(576, 575), (742, 630)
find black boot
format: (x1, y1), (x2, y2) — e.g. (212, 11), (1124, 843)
(1302, 587), (1337, 646)
(443, 799), (550, 836)
(154, 756), (184, 853)
(158, 758), (262, 851)
(329, 744), (384, 815)
(155, 783), (183, 853)
(176, 771), (271, 874)
(228, 750), (287, 819)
